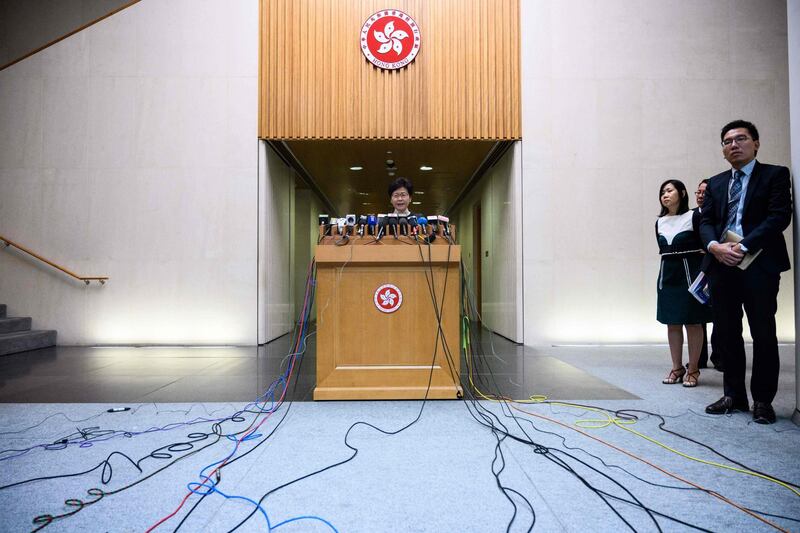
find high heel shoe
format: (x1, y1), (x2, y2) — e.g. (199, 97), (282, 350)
(662, 367), (686, 384)
(683, 369), (699, 388)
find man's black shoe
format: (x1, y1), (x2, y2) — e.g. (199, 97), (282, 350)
(752, 402), (776, 424)
(705, 396), (749, 415)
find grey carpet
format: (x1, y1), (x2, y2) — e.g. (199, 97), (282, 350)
(0, 345), (798, 532)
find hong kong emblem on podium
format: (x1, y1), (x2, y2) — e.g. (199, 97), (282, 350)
(374, 284), (403, 313)
(360, 10), (420, 70)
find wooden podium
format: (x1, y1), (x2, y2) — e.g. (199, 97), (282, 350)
(314, 235), (462, 400)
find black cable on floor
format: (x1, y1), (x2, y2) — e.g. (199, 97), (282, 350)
(225, 241), (456, 532)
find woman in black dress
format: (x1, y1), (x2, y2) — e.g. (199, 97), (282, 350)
(656, 179), (712, 387)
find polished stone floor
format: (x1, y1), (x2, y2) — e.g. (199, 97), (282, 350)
(0, 329), (638, 403)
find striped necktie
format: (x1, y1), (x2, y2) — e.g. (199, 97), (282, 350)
(725, 169), (744, 233)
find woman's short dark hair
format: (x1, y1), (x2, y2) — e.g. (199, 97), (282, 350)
(388, 177), (414, 197)
(658, 179), (689, 217)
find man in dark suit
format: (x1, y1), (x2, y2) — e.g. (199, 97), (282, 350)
(693, 179), (723, 371)
(699, 120), (792, 424)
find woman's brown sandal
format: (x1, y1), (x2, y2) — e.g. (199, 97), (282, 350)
(662, 367), (686, 384)
(683, 370), (700, 388)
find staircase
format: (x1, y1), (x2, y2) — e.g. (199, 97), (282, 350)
(0, 304), (57, 356)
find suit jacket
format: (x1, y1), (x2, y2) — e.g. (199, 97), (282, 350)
(699, 161), (792, 275)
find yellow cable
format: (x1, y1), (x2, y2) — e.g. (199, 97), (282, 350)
(563, 403), (800, 498)
(462, 339), (800, 499)
(510, 402), (789, 532)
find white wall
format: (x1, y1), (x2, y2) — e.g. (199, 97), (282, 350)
(0, 0), (259, 344)
(293, 188), (325, 318)
(258, 142), (295, 343)
(452, 143), (524, 343)
(520, 0), (793, 345)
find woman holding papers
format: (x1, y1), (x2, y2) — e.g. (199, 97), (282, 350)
(655, 179), (712, 387)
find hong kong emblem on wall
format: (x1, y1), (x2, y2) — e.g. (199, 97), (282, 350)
(374, 284), (403, 313)
(360, 10), (420, 70)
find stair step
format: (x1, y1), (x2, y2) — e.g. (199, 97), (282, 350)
(0, 317), (32, 334)
(0, 304), (5, 318)
(0, 330), (57, 356)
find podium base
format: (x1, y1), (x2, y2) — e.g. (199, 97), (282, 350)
(313, 385), (463, 401)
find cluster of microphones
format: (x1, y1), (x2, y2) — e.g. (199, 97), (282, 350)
(319, 213), (451, 241)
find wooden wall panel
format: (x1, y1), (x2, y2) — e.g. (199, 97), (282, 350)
(259, 0), (520, 140)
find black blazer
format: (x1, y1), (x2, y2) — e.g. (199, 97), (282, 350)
(699, 161), (792, 274)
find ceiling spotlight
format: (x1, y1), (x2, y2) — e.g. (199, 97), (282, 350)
(388, 172), (395, 177)
(420, 165), (433, 171)
(385, 159), (395, 166)
(412, 201), (422, 205)
(349, 166), (363, 171)
(415, 191), (425, 195)
(362, 202), (372, 206)
(357, 191), (369, 196)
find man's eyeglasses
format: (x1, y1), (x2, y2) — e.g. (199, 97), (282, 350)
(721, 135), (751, 147)
(391, 192), (409, 199)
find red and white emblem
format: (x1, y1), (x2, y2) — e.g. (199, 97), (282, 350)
(360, 10), (421, 70)
(374, 284), (403, 313)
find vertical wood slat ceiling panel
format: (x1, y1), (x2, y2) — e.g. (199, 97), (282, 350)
(259, 0), (520, 140)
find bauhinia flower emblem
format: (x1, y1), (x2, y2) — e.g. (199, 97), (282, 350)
(373, 21), (408, 55)
(380, 289), (396, 307)
(360, 11), (420, 70)
(374, 284), (402, 313)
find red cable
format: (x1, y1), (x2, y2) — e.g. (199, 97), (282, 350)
(145, 354), (298, 532)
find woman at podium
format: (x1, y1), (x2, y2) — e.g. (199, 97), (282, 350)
(389, 177), (413, 216)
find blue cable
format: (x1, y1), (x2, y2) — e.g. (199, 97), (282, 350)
(272, 515), (340, 532)
(178, 270), (337, 532)
(187, 481), (271, 528)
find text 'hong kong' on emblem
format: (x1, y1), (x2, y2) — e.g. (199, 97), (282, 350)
(360, 10), (421, 70)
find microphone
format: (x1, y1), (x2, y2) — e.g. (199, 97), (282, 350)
(357, 215), (368, 237)
(418, 216), (435, 242)
(345, 214), (356, 236)
(439, 215), (450, 237)
(428, 215), (440, 235)
(417, 215), (428, 235)
(318, 214), (330, 236)
(376, 214), (387, 240)
(387, 214), (398, 238)
(336, 217), (346, 236)
(398, 216), (408, 236)
(408, 215), (418, 235)
(367, 214), (377, 236)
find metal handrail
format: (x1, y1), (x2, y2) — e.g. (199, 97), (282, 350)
(0, 234), (108, 285)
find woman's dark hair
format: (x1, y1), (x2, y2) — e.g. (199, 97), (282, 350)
(388, 177), (414, 197)
(658, 179), (689, 217)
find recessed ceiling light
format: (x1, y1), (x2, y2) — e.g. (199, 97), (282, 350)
(362, 202), (372, 206)
(388, 172), (395, 177)
(415, 191), (425, 195)
(420, 165), (433, 171)
(412, 201), (422, 205)
(357, 191), (369, 196)
(349, 166), (363, 171)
